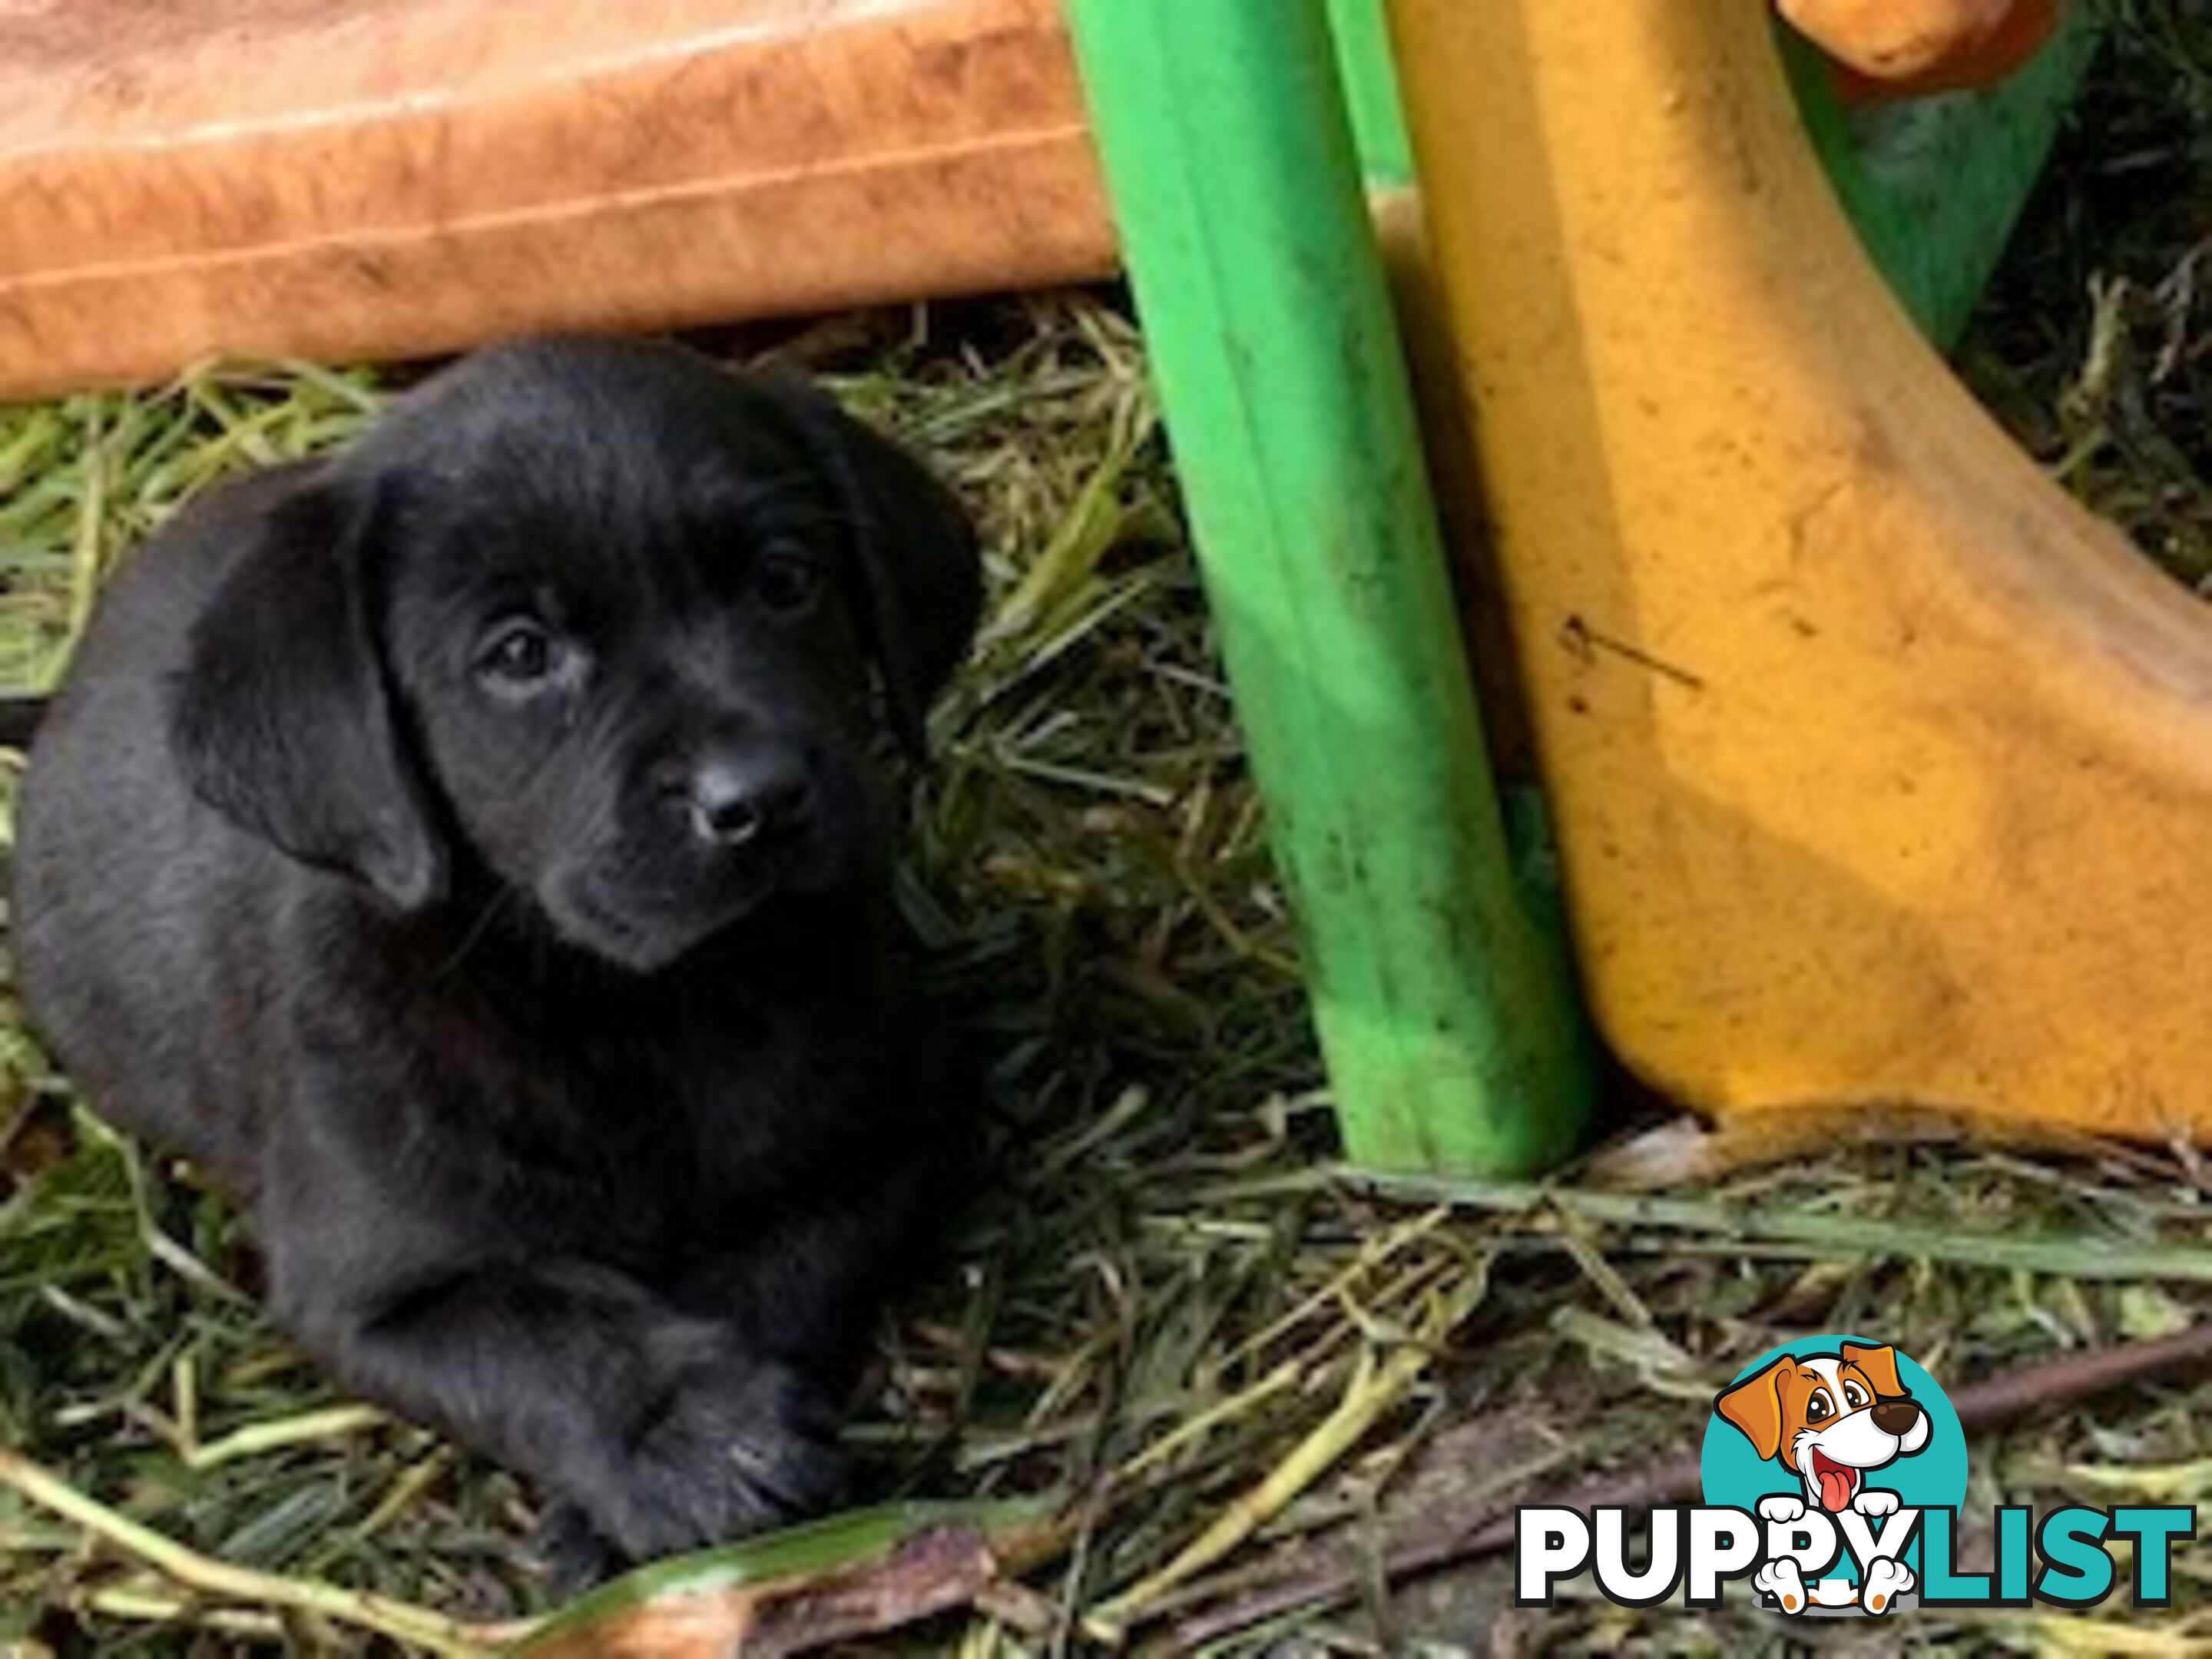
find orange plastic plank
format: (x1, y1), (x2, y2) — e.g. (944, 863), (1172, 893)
(0, 0), (1114, 396)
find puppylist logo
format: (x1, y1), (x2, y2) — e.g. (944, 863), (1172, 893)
(1516, 1335), (2196, 1618)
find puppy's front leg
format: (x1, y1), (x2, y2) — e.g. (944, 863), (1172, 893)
(680, 1154), (951, 1382)
(267, 1244), (841, 1562)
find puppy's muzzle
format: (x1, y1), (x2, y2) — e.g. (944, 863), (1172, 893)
(677, 744), (813, 849)
(1870, 1397), (1922, 1438)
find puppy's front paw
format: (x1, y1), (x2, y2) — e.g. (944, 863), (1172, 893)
(1753, 1558), (1809, 1614)
(1860, 1557), (1913, 1614)
(1853, 1487), (1899, 1518)
(591, 1362), (848, 1561)
(1757, 1494), (1806, 1525)
(531, 1498), (621, 1595)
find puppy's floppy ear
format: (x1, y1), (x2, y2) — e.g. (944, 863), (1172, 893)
(1714, 1357), (1792, 1463)
(1839, 1343), (1906, 1398)
(778, 379), (981, 754)
(171, 469), (445, 909)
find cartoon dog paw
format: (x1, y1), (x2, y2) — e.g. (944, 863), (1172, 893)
(1860, 1556), (1914, 1614)
(1757, 1495), (1806, 1524)
(1753, 1558), (1810, 1614)
(1853, 1488), (1900, 1518)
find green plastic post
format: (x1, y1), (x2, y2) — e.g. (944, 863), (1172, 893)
(1065, 0), (1592, 1175)
(1324, 0), (1414, 187)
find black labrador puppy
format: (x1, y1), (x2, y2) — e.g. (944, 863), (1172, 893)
(11, 336), (979, 1570)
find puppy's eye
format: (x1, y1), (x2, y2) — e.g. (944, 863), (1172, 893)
(1806, 1391), (1833, 1423)
(754, 544), (822, 615)
(475, 619), (559, 687)
(1843, 1382), (1868, 1409)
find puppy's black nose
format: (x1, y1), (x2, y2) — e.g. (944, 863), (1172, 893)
(1871, 1398), (1922, 1436)
(685, 751), (810, 847)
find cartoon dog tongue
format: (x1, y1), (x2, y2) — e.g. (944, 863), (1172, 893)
(1811, 1452), (1856, 1512)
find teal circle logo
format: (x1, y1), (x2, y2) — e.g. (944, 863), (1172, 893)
(1701, 1334), (1966, 1614)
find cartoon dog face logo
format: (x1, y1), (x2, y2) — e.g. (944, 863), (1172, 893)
(1715, 1342), (1931, 1514)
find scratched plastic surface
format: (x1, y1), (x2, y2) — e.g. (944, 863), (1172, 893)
(0, 0), (1114, 393)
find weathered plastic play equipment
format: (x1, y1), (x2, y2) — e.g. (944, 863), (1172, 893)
(1781, 0), (2062, 96)
(1385, 0), (2212, 1163)
(8, 0), (2203, 1174)
(0, 0), (1114, 397)
(0, 0), (1382, 393)
(1072, 0), (2212, 1171)
(1066, 2), (1595, 1177)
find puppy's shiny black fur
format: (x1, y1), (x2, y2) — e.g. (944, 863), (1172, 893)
(12, 337), (980, 1571)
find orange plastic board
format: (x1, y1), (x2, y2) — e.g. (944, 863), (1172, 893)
(1779, 0), (2063, 97)
(0, 0), (1114, 396)
(1390, 0), (2212, 1150)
